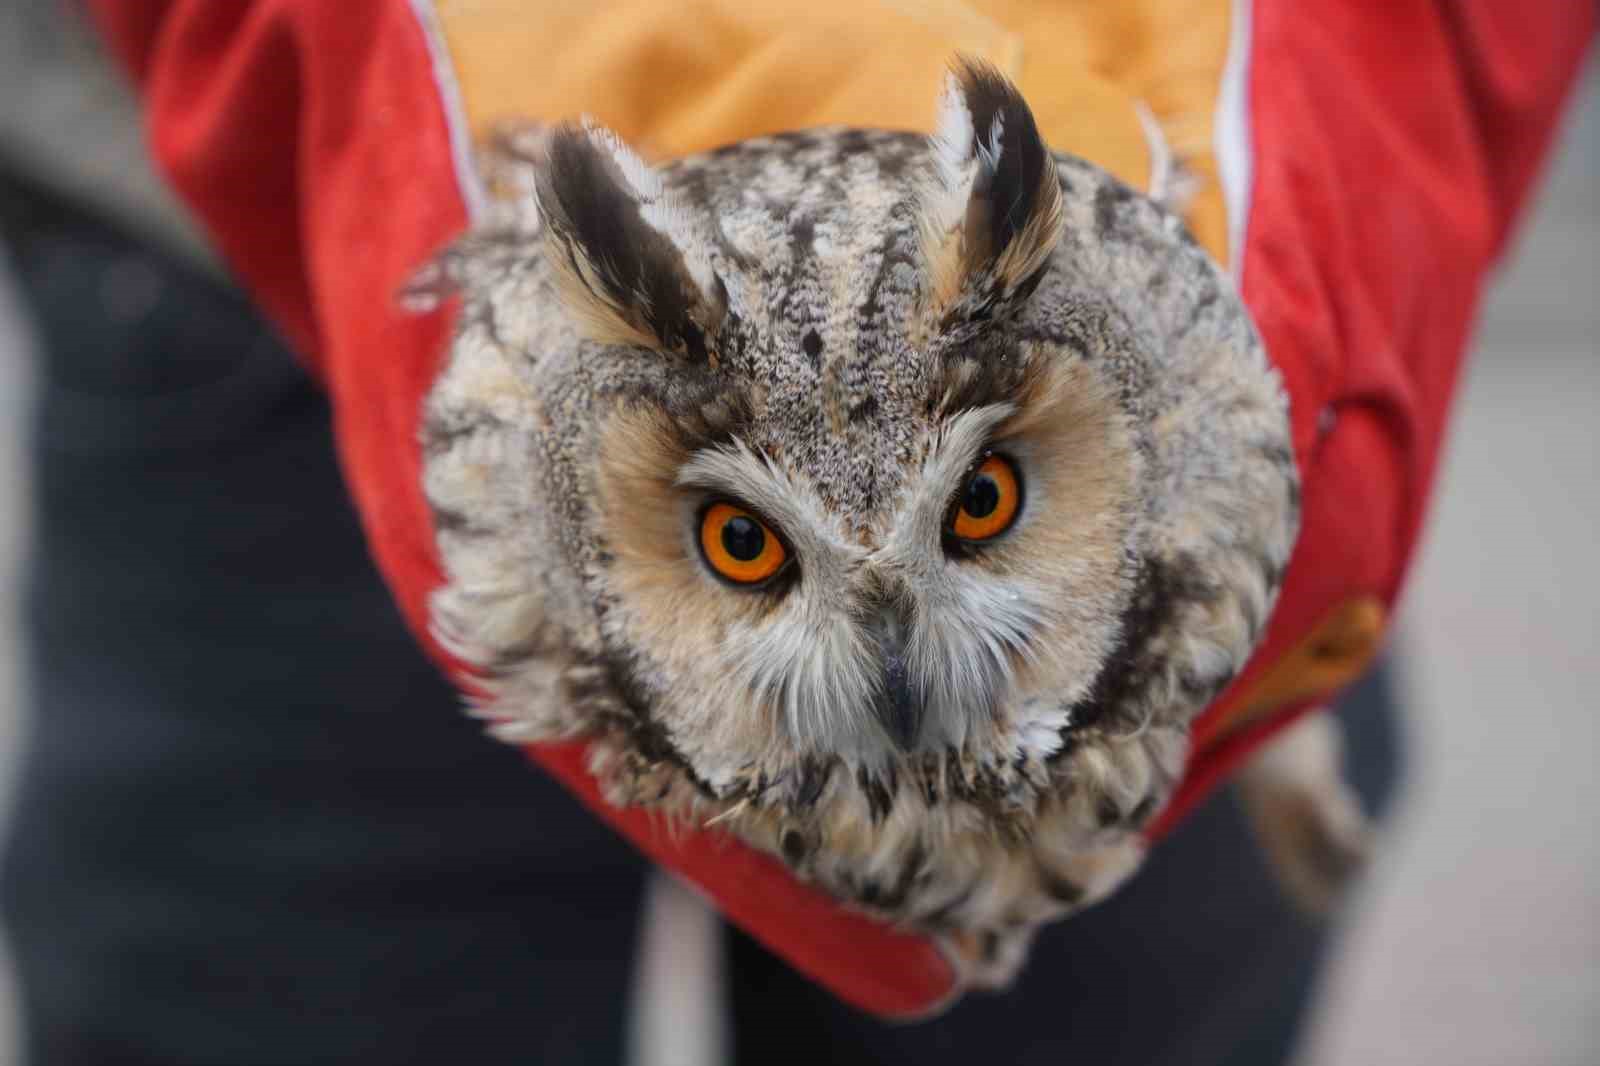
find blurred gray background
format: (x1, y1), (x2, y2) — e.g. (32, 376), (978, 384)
(0, 67), (1595, 1066)
(1296, 66), (1600, 1066)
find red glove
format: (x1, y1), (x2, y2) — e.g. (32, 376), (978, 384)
(88, 0), (1593, 1015)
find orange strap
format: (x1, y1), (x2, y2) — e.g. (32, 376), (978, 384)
(1201, 596), (1386, 746)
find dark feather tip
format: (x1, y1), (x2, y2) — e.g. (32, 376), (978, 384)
(949, 56), (1050, 254)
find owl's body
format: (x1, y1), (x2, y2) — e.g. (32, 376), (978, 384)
(421, 65), (1298, 982)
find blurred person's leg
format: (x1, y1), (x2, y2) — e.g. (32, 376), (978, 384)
(727, 665), (1403, 1066)
(0, 172), (648, 1066)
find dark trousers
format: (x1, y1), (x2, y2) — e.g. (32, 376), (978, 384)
(0, 182), (1401, 1065)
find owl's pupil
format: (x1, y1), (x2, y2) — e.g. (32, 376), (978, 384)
(963, 474), (1001, 518)
(721, 516), (765, 561)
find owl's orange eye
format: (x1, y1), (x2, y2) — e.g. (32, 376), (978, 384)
(698, 502), (789, 586)
(949, 454), (1022, 543)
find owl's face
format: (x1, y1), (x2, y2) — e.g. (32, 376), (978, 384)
(425, 61), (1296, 955)
(591, 316), (1141, 790)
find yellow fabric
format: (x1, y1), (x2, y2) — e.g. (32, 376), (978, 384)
(433, 0), (1234, 264)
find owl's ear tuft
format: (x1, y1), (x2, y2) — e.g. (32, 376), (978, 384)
(917, 58), (1063, 337)
(536, 122), (725, 362)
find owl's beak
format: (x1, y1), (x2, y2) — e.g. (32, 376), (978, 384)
(869, 603), (923, 751)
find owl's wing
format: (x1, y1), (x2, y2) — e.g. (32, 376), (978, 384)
(88, 0), (1595, 1016)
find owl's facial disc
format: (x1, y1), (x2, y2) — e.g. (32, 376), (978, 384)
(683, 450), (1029, 752)
(593, 352), (1142, 777)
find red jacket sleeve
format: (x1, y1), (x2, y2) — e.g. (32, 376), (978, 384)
(87, 0), (1593, 1015)
(1154, 3), (1593, 830)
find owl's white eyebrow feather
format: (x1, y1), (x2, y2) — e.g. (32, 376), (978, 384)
(887, 402), (1015, 549)
(926, 403), (1015, 487)
(675, 442), (857, 557)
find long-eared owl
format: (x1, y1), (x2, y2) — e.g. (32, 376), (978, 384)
(419, 59), (1301, 984)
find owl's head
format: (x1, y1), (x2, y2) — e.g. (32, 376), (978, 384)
(426, 61), (1295, 892)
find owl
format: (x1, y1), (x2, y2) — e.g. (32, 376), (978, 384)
(418, 60), (1340, 986)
